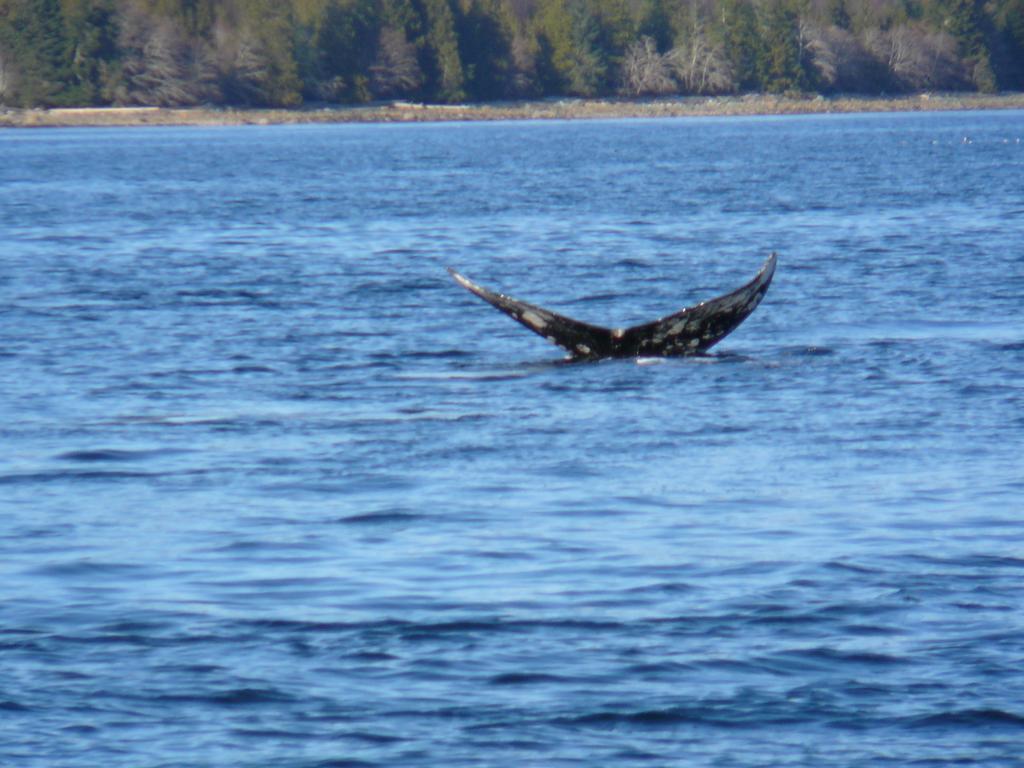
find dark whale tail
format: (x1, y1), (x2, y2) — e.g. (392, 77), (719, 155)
(448, 252), (777, 361)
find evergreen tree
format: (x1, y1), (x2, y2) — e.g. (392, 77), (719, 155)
(758, 0), (808, 92)
(420, 0), (466, 100)
(62, 0), (119, 103)
(456, 0), (514, 100)
(991, 0), (1024, 88)
(636, 0), (673, 51)
(718, 0), (761, 90)
(534, 0), (609, 95)
(930, 0), (996, 89)
(2, 0), (72, 105)
(313, 0), (380, 101)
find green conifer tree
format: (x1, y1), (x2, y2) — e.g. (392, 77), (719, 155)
(456, 0), (514, 100)
(718, 0), (761, 91)
(758, 0), (807, 93)
(935, 0), (997, 90)
(2, 0), (72, 105)
(420, 0), (466, 100)
(313, 0), (380, 101)
(62, 0), (119, 104)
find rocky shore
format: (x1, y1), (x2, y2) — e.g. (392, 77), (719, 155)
(3, 92), (1024, 128)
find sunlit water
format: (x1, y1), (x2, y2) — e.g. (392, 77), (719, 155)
(2, 111), (1023, 767)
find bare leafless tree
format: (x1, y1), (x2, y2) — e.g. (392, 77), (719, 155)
(803, 24), (840, 89)
(621, 37), (676, 96)
(0, 44), (17, 104)
(222, 28), (271, 102)
(113, 1), (218, 106)
(668, 27), (734, 94)
(802, 23), (876, 91)
(866, 24), (965, 91)
(509, 33), (539, 97)
(370, 26), (423, 99)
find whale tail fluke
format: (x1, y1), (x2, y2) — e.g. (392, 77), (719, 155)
(448, 252), (777, 361)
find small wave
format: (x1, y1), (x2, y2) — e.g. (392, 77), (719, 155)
(336, 731), (404, 745)
(556, 708), (708, 728)
(613, 257), (651, 268)
(336, 510), (424, 525)
(903, 553), (1024, 570)
(54, 448), (187, 463)
(29, 560), (154, 579)
(774, 646), (906, 668)
(908, 708), (1024, 728)
(175, 288), (276, 306)
(993, 340), (1024, 352)
(391, 369), (532, 382)
(488, 672), (566, 686)
(241, 616), (625, 640)
(154, 687), (296, 706)
(230, 727), (308, 740)
(399, 349), (474, 359)
(0, 469), (156, 485)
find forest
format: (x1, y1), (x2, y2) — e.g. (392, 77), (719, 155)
(1, 0), (1023, 108)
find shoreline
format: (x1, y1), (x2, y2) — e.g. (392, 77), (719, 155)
(3, 92), (1024, 128)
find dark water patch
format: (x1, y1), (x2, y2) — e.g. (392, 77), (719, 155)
(333, 731), (405, 745)
(625, 581), (696, 597)
(373, 247), (418, 256)
(346, 651), (399, 662)
(205, 539), (321, 555)
(840, 622), (905, 637)
(0, 469), (157, 485)
(28, 560), (155, 579)
(241, 616), (630, 642)
(337, 510), (426, 525)
(261, 473), (421, 496)
(614, 258), (651, 269)
(902, 553), (1024, 571)
(624, 661), (694, 677)
(907, 708), (1024, 729)
(231, 364), (278, 374)
(54, 448), (189, 463)
(230, 727), (309, 740)
(823, 559), (883, 575)
(243, 618), (393, 635)
(175, 288), (272, 303)
(771, 646), (907, 671)
(151, 687), (296, 706)
(488, 672), (568, 686)
(399, 349), (475, 359)
(556, 705), (786, 729)
(60, 724), (99, 735)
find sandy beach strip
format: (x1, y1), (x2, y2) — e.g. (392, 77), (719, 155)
(3, 92), (1024, 128)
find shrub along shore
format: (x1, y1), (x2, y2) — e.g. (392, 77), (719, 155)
(2, 92), (1024, 128)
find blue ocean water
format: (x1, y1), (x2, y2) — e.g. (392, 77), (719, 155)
(1, 111), (1023, 767)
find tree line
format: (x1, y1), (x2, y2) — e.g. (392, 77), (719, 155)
(2, 0), (1022, 108)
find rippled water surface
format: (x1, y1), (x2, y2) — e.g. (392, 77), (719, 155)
(2, 112), (1024, 766)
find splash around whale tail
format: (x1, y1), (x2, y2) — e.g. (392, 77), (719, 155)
(448, 252), (777, 361)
